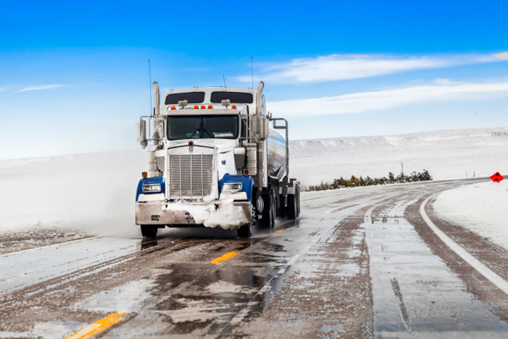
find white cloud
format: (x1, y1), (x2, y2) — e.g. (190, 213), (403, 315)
(268, 82), (508, 118)
(18, 84), (65, 92)
(240, 54), (502, 84)
(494, 52), (508, 60)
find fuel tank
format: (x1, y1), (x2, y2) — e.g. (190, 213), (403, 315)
(267, 129), (287, 180)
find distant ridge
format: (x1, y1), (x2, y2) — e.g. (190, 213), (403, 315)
(289, 127), (508, 185)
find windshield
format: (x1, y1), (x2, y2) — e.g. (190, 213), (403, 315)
(210, 91), (253, 104)
(165, 92), (205, 104)
(167, 115), (239, 140)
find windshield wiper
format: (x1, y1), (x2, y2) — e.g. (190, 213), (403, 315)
(202, 128), (214, 138)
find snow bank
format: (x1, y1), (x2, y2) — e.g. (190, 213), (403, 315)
(434, 180), (508, 251)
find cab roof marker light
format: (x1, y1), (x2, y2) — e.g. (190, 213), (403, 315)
(208, 105), (213, 109)
(232, 105), (237, 109)
(193, 105), (199, 109)
(170, 106), (176, 110)
(200, 105), (206, 109)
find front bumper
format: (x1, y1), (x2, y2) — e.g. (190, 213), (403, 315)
(135, 200), (252, 230)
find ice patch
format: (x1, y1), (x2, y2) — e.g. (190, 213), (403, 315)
(0, 321), (86, 339)
(156, 299), (236, 323)
(76, 278), (156, 313)
(206, 280), (255, 294)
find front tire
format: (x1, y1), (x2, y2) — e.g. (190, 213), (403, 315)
(237, 224), (252, 238)
(140, 225), (158, 238)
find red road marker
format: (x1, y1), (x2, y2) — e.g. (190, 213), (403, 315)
(490, 172), (504, 183)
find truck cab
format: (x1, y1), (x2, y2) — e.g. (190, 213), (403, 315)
(136, 82), (300, 238)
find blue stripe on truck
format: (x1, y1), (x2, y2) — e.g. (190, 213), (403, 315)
(136, 176), (165, 202)
(219, 173), (254, 200)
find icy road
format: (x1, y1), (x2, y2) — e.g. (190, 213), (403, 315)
(1, 179), (508, 338)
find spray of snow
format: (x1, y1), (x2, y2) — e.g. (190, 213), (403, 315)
(0, 150), (145, 237)
(165, 199), (250, 230)
(434, 180), (508, 251)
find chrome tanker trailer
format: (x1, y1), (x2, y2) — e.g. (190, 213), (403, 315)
(135, 81), (300, 238)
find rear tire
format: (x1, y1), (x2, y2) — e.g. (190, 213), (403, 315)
(259, 188), (276, 229)
(278, 194), (286, 218)
(287, 185), (300, 220)
(237, 224), (252, 238)
(140, 225), (158, 238)
(287, 195), (296, 219)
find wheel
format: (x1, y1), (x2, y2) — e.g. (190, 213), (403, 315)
(259, 188), (275, 229)
(269, 189), (276, 229)
(237, 224), (252, 238)
(296, 185), (301, 217)
(278, 194), (286, 218)
(286, 194), (297, 219)
(287, 184), (300, 220)
(140, 225), (158, 238)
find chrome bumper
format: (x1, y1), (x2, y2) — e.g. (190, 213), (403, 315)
(135, 200), (252, 230)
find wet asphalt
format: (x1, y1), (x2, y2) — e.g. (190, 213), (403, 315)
(1, 178), (508, 338)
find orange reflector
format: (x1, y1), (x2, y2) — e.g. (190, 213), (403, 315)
(208, 105), (213, 109)
(243, 169), (250, 176)
(142, 172), (147, 178)
(170, 106), (176, 110)
(193, 105), (199, 109)
(200, 105), (206, 109)
(232, 105), (237, 109)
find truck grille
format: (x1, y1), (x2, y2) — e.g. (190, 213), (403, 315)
(169, 154), (214, 199)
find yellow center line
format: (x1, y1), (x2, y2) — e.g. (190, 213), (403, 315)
(210, 250), (240, 264)
(64, 311), (127, 339)
(273, 229), (285, 234)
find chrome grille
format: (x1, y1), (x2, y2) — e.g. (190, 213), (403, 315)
(169, 154), (213, 199)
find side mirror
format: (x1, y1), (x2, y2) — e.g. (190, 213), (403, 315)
(137, 120), (147, 149)
(233, 147), (246, 169)
(257, 115), (269, 140)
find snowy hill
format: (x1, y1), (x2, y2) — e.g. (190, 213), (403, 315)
(290, 127), (508, 186)
(0, 127), (506, 235)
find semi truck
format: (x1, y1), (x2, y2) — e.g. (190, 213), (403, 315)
(135, 81), (300, 238)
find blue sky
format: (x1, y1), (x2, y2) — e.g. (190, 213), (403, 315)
(1, 0), (507, 159)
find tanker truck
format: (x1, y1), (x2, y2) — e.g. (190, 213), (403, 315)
(135, 81), (300, 238)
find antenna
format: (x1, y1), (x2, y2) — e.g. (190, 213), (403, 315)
(223, 74), (227, 89)
(251, 57), (254, 89)
(148, 59), (153, 116)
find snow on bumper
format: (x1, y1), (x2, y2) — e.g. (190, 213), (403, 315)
(135, 199), (251, 230)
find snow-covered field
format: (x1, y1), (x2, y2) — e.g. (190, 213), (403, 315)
(291, 127), (508, 186)
(434, 180), (508, 251)
(0, 127), (506, 244)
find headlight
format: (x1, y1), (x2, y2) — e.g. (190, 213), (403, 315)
(222, 183), (242, 192)
(142, 184), (161, 193)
